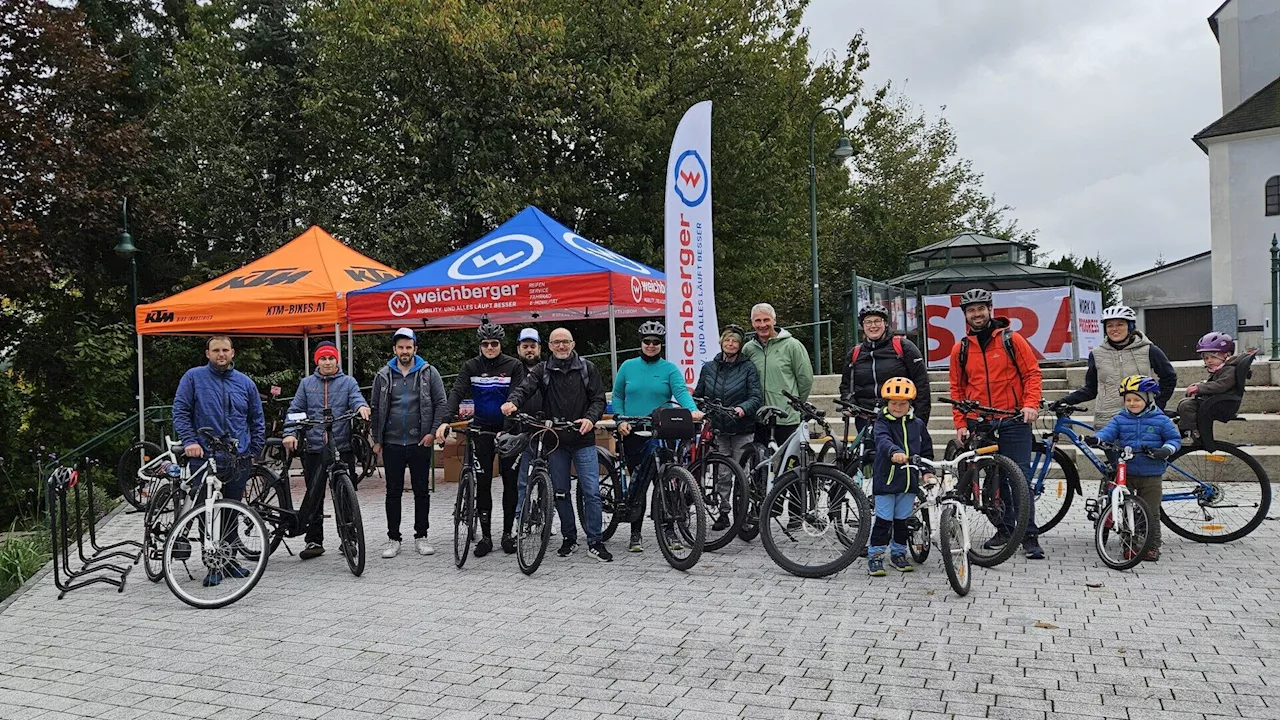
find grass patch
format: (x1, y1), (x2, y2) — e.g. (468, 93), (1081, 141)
(0, 530), (51, 602)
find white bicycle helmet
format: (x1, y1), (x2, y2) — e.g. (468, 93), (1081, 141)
(1101, 305), (1137, 323)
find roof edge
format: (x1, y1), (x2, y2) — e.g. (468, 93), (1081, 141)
(1117, 250), (1212, 283)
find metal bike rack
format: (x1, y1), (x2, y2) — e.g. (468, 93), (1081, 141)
(46, 463), (133, 599)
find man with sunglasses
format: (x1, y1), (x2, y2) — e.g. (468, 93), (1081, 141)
(437, 322), (524, 557)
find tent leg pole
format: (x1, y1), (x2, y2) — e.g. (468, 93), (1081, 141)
(304, 332), (310, 376)
(348, 325), (354, 377)
(137, 334), (145, 443)
(608, 304), (618, 378)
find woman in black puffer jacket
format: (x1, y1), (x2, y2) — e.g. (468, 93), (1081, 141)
(694, 324), (762, 529)
(840, 304), (931, 421)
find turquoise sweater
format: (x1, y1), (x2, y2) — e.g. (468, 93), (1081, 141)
(612, 356), (697, 417)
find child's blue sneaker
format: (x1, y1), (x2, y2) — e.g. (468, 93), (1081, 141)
(868, 553), (886, 577)
(890, 553), (914, 572)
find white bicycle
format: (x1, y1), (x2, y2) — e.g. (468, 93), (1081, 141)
(904, 448), (1000, 597)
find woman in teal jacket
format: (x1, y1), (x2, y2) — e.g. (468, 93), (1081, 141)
(613, 320), (702, 552)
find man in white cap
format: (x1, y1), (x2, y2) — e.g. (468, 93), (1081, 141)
(371, 327), (447, 558)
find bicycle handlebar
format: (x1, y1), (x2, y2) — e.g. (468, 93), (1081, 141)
(693, 396), (739, 418)
(781, 390), (825, 420)
(511, 413), (580, 433)
(283, 410), (362, 429)
(197, 427), (240, 454)
(833, 397), (878, 418)
(1043, 401), (1087, 416)
(941, 397), (1020, 418)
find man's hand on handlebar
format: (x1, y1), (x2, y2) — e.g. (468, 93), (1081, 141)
(283, 436), (298, 452)
(618, 422), (632, 437)
(955, 427), (970, 444)
(501, 402), (517, 416)
(734, 407), (745, 418)
(692, 410), (704, 422)
(576, 418), (594, 435)
(184, 443), (204, 459)
(1021, 407), (1039, 424)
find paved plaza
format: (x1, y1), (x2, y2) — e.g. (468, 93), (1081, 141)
(1, 476), (1277, 720)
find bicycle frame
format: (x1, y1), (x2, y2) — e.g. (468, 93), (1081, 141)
(746, 421), (812, 496)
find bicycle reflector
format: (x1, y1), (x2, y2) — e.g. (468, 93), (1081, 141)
(977, 445), (999, 455)
(1206, 455), (1227, 463)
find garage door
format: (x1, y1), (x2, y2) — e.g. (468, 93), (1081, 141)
(1144, 306), (1212, 360)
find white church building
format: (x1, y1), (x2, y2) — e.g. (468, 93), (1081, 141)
(1194, 0), (1280, 347)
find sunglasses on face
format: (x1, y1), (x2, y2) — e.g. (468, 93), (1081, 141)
(479, 341), (501, 349)
(642, 339), (663, 346)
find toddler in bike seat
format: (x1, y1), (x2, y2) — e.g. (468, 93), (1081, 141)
(1093, 375), (1180, 561)
(1175, 332), (1246, 439)
(869, 378), (934, 577)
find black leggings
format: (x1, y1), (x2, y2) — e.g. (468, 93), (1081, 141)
(473, 431), (518, 536)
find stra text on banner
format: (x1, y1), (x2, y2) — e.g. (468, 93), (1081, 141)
(664, 100), (719, 389)
(923, 287), (1076, 368)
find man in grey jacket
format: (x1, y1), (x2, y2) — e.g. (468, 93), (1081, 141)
(371, 328), (447, 558)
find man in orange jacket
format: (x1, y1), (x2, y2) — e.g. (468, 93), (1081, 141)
(948, 288), (1046, 559)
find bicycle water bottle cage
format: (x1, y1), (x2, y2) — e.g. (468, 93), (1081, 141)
(756, 406), (785, 425)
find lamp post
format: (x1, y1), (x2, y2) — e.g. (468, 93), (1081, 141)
(114, 199), (143, 442)
(809, 106), (855, 373)
(1271, 233), (1279, 361)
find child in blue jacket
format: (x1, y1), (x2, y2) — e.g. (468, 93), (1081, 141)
(1093, 375), (1180, 561)
(869, 377), (934, 576)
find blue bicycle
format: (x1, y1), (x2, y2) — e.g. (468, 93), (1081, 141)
(1029, 403), (1271, 542)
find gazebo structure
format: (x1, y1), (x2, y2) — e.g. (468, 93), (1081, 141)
(886, 232), (1099, 295)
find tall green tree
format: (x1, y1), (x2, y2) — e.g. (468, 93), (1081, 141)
(1046, 252), (1118, 306)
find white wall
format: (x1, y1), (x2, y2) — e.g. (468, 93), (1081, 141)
(1207, 130), (1280, 331)
(1216, 0), (1280, 113)
(1120, 256), (1211, 310)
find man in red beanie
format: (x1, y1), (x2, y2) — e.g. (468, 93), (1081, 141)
(283, 341), (370, 560)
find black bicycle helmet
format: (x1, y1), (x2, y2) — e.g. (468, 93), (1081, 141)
(495, 431), (528, 458)
(958, 288), (993, 309)
(637, 320), (666, 338)
(857, 303), (889, 323)
(476, 322), (505, 342)
(721, 323), (746, 341)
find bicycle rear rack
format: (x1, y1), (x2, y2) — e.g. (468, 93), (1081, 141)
(45, 459), (138, 599)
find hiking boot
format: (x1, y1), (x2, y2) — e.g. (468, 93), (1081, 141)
(889, 553), (914, 572)
(1143, 548), (1160, 562)
(557, 538), (578, 557)
(415, 537), (435, 556)
(867, 553), (886, 577)
(587, 542), (613, 562)
(712, 513), (731, 532)
(299, 542), (325, 560)
(501, 533), (516, 554)
(1023, 536), (1045, 560)
(982, 531), (1010, 550)
(628, 531), (644, 552)
(381, 540), (401, 558)
(474, 536), (493, 557)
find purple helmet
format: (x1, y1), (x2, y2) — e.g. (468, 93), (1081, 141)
(1195, 331), (1234, 354)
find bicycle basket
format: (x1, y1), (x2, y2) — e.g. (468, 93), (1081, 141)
(650, 407), (696, 440)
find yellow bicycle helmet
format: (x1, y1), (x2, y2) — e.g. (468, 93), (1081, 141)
(880, 377), (917, 401)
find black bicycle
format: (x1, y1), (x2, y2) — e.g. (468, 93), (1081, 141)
(250, 409), (367, 577)
(685, 397), (749, 552)
(510, 413), (580, 575)
(438, 421), (501, 569)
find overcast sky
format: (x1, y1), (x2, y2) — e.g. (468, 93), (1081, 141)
(803, 0), (1224, 277)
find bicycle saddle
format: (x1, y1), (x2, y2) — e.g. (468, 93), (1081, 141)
(756, 406), (785, 425)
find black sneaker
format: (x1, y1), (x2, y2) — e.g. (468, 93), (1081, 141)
(982, 531), (1010, 550)
(557, 539), (578, 557)
(587, 542), (613, 562)
(501, 533), (516, 554)
(474, 537), (493, 557)
(299, 542), (325, 560)
(1023, 536), (1045, 560)
(711, 513), (731, 532)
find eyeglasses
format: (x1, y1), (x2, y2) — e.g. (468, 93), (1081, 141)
(479, 341), (501, 348)
(549, 339), (572, 346)
(641, 339), (663, 346)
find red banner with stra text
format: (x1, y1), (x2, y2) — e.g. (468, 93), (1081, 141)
(924, 288), (1075, 368)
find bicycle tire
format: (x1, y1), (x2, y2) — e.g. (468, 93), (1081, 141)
(117, 441), (163, 510)
(454, 466), (476, 568)
(908, 504), (930, 564)
(815, 439), (839, 465)
(142, 482), (175, 583)
(1095, 494), (1156, 571)
(243, 465), (288, 557)
(162, 500), (269, 610)
(653, 466), (706, 571)
(1029, 446), (1078, 535)
(759, 465), (870, 578)
(688, 453), (746, 552)
(1162, 442), (1272, 543)
(736, 442), (770, 542)
(517, 467), (554, 575)
(966, 453), (1031, 568)
(333, 473), (365, 576)
(939, 504), (971, 597)
(576, 446), (621, 542)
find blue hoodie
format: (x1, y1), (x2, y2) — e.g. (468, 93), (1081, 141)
(1094, 402), (1180, 476)
(173, 362), (265, 460)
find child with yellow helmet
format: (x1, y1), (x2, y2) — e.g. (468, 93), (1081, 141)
(868, 377), (935, 576)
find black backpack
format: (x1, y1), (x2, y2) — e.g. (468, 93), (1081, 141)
(957, 328), (1023, 385)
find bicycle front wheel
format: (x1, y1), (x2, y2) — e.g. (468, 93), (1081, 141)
(652, 466), (706, 571)
(908, 504), (930, 564)
(454, 467), (476, 568)
(1162, 442), (1271, 543)
(576, 447), (620, 542)
(334, 474), (365, 576)
(759, 465), (870, 578)
(117, 441), (163, 510)
(966, 453), (1031, 568)
(1030, 446), (1077, 535)
(1095, 494), (1155, 571)
(162, 500), (269, 609)
(518, 467), (554, 575)
(688, 453), (746, 552)
(939, 504), (971, 597)
(142, 482), (175, 583)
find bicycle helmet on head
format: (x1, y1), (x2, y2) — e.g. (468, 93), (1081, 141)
(720, 323), (746, 342)
(1118, 375), (1159, 410)
(1101, 305), (1137, 323)
(1195, 331), (1234, 355)
(958, 288), (993, 309)
(637, 320), (666, 339)
(858, 304), (890, 323)
(476, 322), (505, 342)
(880, 377), (917, 402)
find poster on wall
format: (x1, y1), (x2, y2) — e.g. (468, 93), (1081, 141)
(923, 287), (1075, 368)
(1073, 288), (1104, 358)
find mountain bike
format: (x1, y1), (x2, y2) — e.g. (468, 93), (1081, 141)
(258, 387), (295, 481)
(117, 415), (175, 511)
(1031, 403), (1271, 543)
(250, 409), (366, 576)
(940, 398), (1032, 568)
(161, 429), (270, 609)
(511, 413), (580, 575)
(140, 437), (196, 584)
(815, 398), (881, 496)
(685, 397), (749, 552)
(1087, 441), (1156, 571)
(905, 449), (992, 597)
(438, 421), (501, 569)
(350, 417), (378, 482)
(748, 391), (871, 578)
(736, 400), (821, 543)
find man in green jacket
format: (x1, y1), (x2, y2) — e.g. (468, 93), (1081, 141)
(742, 302), (814, 446)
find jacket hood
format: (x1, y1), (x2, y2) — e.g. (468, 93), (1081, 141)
(387, 355), (426, 373)
(752, 327), (794, 346)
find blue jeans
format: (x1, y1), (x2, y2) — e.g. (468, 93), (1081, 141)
(549, 445), (602, 544)
(869, 493), (915, 557)
(974, 418), (1037, 537)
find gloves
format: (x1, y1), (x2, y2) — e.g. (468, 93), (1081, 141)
(1149, 446), (1173, 461)
(1083, 436), (1100, 448)
(1043, 401), (1061, 414)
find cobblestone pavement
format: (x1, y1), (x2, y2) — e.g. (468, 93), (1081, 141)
(2, 475), (1277, 720)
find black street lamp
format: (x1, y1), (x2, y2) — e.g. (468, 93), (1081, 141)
(808, 106), (855, 373)
(115, 199), (143, 441)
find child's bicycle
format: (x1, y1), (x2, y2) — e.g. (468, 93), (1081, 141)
(1086, 440), (1157, 571)
(903, 449), (992, 597)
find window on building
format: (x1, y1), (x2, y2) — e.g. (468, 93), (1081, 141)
(1268, 175), (1280, 216)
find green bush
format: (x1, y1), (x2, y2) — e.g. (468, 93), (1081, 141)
(0, 529), (50, 602)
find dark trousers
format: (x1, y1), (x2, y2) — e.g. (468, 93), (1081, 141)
(473, 432), (519, 537)
(301, 451), (356, 545)
(383, 443), (432, 541)
(1127, 474), (1163, 549)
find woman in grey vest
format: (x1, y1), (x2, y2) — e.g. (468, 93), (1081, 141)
(1056, 305), (1178, 427)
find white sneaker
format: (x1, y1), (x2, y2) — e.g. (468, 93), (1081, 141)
(415, 537), (435, 556)
(381, 540), (401, 559)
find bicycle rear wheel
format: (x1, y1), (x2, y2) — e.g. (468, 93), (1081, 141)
(688, 453), (746, 552)
(1030, 446), (1077, 535)
(454, 466), (476, 568)
(162, 500), (269, 609)
(736, 443), (770, 542)
(1095, 494), (1155, 571)
(576, 447), (620, 542)
(759, 465), (870, 578)
(1162, 442), (1271, 543)
(908, 504), (930, 564)
(966, 454), (1031, 568)
(117, 441), (163, 510)
(334, 474), (365, 576)
(243, 465), (287, 557)
(939, 504), (971, 597)
(142, 482), (175, 582)
(517, 467), (554, 575)
(653, 466), (706, 571)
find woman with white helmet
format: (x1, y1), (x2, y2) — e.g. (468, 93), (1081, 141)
(1057, 305), (1178, 428)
